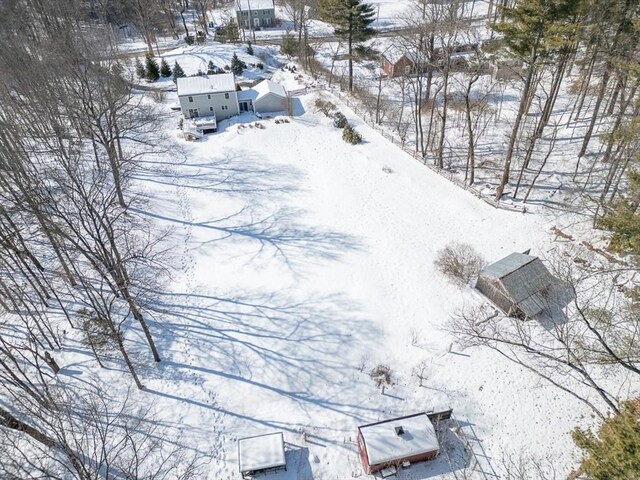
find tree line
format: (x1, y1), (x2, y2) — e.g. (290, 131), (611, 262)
(0, 0), (199, 477)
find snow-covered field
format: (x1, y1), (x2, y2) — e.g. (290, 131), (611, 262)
(52, 69), (611, 478)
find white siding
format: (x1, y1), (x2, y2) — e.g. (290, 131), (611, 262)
(254, 93), (287, 114)
(178, 91), (240, 121)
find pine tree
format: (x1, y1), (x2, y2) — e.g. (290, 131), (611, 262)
(172, 61), (185, 83)
(135, 58), (146, 79)
(223, 20), (240, 43)
(230, 53), (245, 76)
(573, 399), (640, 479)
(160, 58), (172, 78)
(145, 54), (160, 82)
(280, 32), (298, 57)
(246, 41), (254, 56)
(317, 0), (375, 92)
(207, 60), (216, 74)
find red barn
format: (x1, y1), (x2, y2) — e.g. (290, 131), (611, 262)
(357, 412), (440, 475)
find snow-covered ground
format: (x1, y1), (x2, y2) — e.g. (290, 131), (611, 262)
(55, 66), (612, 477)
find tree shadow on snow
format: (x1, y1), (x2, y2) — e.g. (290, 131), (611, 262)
(141, 289), (381, 443)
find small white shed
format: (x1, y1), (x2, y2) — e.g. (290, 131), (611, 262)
(253, 79), (288, 114)
(237, 432), (286, 478)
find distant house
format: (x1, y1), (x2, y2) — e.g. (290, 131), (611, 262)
(237, 432), (286, 478)
(177, 74), (239, 133)
(235, 0), (275, 29)
(381, 47), (419, 77)
(357, 412), (440, 475)
(476, 252), (573, 319)
(177, 74), (288, 135)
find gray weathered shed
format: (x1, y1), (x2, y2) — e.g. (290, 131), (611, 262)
(476, 252), (571, 319)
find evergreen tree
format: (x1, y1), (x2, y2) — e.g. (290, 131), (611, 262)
(207, 60), (216, 74)
(317, 0), (375, 92)
(598, 167), (640, 256)
(223, 20), (240, 43)
(160, 58), (172, 78)
(135, 57), (146, 79)
(145, 54), (160, 82)
(573, 399), (640, 479)
(172, 61), (185, 83)
(280, 32), (298, 57)
(246, 41), (254, 55)
(231, 53), (245, 76)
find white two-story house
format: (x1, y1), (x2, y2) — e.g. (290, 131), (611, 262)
(177, 73), (240, 133)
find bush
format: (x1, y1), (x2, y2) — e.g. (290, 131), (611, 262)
(315, 98), (336, 116)
(342, 125), (362, 144)
(434, 242), (486, 285)
(246, 41), (254, 55)
(256, 62), (264, 70)
(333, 112), (348, 128)
(207, 60), (216, 74)
(185, 35), (195, 45)
(370, 364), (393, 394)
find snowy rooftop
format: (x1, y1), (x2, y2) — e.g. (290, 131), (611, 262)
(177, 74), (236, 96)
(235, 0), (274, 11)
(359, 413), (439, 467)
(254, 79), (286, 99)
(237, 89), (258, 101)
(237, 432), (286, 473)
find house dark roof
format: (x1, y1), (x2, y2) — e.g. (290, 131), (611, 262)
(479, 253), (562, 317)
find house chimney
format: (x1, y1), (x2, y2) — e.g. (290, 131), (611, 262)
(395, 426), (405, 436)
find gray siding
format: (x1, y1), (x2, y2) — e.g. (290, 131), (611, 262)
(179, 90), (240, 121)
(236, 8), (275, 28)
(255, 93), (287, 114)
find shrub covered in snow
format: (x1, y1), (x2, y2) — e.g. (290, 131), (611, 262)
(333, 112), (348, 129)
(342, 125), (361, 145)
(435, 242), (486, 285)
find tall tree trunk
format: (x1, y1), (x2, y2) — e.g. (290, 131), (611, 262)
(495, 47), (539, 200)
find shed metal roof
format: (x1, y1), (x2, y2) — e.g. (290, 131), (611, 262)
(177, 74), (236, 96)
(480, 253), (565, 317)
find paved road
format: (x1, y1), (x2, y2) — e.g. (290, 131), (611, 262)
(118, 15), (488, 57)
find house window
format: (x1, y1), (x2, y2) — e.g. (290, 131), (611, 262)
(404, 64), (411, 74)
(253, 17), (260, 27)
(243, 11), (248, 16)
(225, 92), (229, 99)
(221, 105), (228, 111)
(188, 96), (193, 102)
(210, 107), (214, 112)
(207, 94), (211, 99)
(244, 20), (249, 27)
(188, 108), (199, 118)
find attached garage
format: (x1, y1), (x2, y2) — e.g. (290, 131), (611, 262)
(253, 79), (288, 114)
